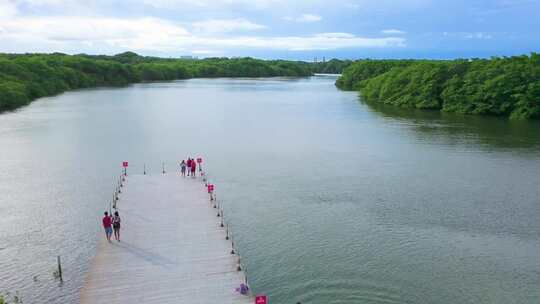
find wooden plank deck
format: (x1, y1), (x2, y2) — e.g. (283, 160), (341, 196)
(80, 174), (253, 304)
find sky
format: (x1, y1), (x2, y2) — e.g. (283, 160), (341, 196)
(0, 0), (539, 60)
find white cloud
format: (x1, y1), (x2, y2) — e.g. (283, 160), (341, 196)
(0, 16), (405, 54)
(266, 33), (404, 50)
(297, 14), (322, 22)
(344, 2), (361, 10)
(464, 32), (492, 39)
(0, 0), (18, 18)
(381, 29), (406, 35)
(0, 17), (190, 52)
(192, 18), (267, 34)
(192, 49), (222, 55)
(140, 0), (284, 10)
(152, 0), (431, 12)
(442, 31), (493, 40)
(7, 0), (434, 16)
(283, 14), (322, 23)
(184, 33), (404, 51)
(19, 0), (67, 6)
(315, 32), (355, 38)
(5, 0), (288, 17)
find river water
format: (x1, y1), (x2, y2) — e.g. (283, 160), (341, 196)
(1, 76), (539, 304)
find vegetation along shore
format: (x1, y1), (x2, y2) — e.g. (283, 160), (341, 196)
(1, 51), (538, 119)
(0, 52), (326, 112)
(335, 54), (540, 119)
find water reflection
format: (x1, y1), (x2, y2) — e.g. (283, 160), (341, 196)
(362, 99), (540, 151)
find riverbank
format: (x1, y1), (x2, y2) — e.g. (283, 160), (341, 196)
(336, 54), (540, 119)
(0, 52), (315, 113)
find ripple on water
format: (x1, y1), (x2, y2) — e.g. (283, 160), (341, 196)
(292, 278), (414, 304)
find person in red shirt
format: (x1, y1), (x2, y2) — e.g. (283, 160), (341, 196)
(186, 158), (192, 176)
(191, 160), (196, 177)
(102, 211), (113, 242)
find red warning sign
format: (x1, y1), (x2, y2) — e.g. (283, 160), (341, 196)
(255, 295), (267, 304)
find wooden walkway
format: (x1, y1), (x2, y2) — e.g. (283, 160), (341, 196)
(80, 174), (253, 304)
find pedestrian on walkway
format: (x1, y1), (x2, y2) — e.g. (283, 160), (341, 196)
(102, 212), (113, 242)
(113, 211), (122, 242)
(190, 159), (196, 177)
(180, 160), (187, 177)
(186, 158), (192, 176)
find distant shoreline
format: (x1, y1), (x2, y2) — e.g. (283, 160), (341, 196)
(1, 52), (353, 113)
(314, 73), (342, 76)
(335, 54), (540, 120)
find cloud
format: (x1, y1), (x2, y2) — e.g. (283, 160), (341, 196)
(19, 0), (67, 6)
(15, 0), (282, 9)
(193, 33), (404, 51)
(464, 32), (492, 39)
(140, 0), (284, 10)
(192, 49), (222, 55)
(344, 2), (361, 10)
(315, 32), (355, 39)
(0, 17), (190, 52)
(442, 31), (493, 40)
(381, 29), (406, 35)
(297, 14), (322, 22)
(192, 18), (267, 34)
(283, 14), (322, 23)
(0, 0), (18, 18)
(0, 16), (406, 54)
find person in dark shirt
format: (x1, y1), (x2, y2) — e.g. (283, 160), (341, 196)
(112, 211), (122, 242)
(102, 212), (113, 242)
(180, 160), (187, 177)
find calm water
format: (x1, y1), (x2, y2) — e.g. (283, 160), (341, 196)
(1, 76), (540, 304)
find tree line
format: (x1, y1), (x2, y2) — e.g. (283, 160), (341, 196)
(310, 59), (353, 74)
(336, 54), (540, 119)
(0, 52), (315, 112)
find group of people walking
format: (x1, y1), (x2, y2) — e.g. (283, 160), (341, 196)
(101, 157), (199, 242)
(179, 157), (198, 177)
(102, 211), (121, 242)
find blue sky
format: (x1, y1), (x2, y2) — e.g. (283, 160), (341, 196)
(0, 0), (538, 60)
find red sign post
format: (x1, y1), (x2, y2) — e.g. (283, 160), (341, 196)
(196, 157), (203, 172)
(255, 295), (267, 304)
(122, 161), (128, 176)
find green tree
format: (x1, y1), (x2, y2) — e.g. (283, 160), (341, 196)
(337, 54), (540, 119)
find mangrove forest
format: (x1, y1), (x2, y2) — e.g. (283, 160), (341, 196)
(0, 52), (316, 112)
(336, 54), (540, 119)
(1, 51), (539, 119)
